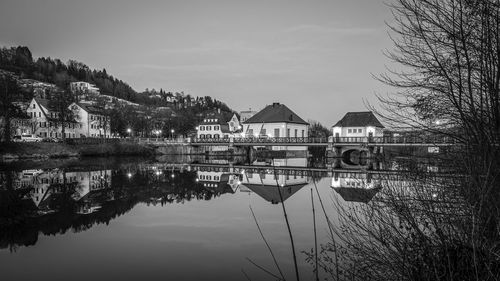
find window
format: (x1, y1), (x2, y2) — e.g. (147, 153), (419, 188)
(301, 130), (305, 137)
(260, 129), (266, 136)
(287, 129), (290, 137)
(33, 104), (35, 109)
(38, 112), (41, 117)
(348, 129), (352, 133)
(248, 129), (253, 136)
(294, 129), (298, 137)
(214, 126), (219, 130)
(274, 128), (280, 137)
(207, 126), (211, 130)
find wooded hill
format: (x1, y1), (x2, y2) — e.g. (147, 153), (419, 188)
(0, 46), (236, 137)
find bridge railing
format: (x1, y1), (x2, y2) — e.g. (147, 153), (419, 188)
(191, 138), (231, 143)
(234, 137), (326, 143)
(189, 136), (458, 145)
(190, 137), (327, 144)
(330, 136), (458, 144)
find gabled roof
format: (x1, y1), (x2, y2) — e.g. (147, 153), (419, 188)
(75, 103), (106, 115)
(244, 103), (308, 125)
(34, 98), (51, 111)
(33, 98), (53, 119)
(333, 187), (381, 203)
(243, 183), (306, 204)
(333, 111), (384, 128)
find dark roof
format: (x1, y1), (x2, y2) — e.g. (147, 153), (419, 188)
(243, 183), (306, 204)
(333, 111), (384, 128)
(76, 103), (106, 115)
(244, 103), (308, 125)
(333, 187), (381, 203)
(34, 98), (52, 111)
(200, 114), (227, 125)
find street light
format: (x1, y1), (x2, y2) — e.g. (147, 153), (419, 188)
(170, 129), (175, 140)
(127, 128), (131, 138)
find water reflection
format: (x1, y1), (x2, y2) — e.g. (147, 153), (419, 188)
(0, 154), (467, 281)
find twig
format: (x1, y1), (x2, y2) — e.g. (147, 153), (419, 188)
(250, 205), (286, 280)
(311, 188), (319, 281)
(245, 257), (284, 280)
(241, 269), (252, 281)
(272, 159), (300, 281)
(311, 174), (340, 281)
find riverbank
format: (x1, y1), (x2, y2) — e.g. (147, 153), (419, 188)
(0, 142), (155, 161)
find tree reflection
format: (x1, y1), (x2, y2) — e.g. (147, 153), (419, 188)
(313, 168), (500, 280)
(0, 165), (231, 251)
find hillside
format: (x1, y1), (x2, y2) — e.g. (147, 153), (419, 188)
(0, 46), (236, 137)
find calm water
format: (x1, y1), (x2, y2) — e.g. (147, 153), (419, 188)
(0, 156), (372, 281)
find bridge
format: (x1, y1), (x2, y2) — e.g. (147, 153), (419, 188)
(187, 136), (458, 147)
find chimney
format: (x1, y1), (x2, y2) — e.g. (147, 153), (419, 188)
(272, 102), (280, 107)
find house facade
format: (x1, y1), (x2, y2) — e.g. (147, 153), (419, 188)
(196, 113), (241, 139)
(70, 103), (111, 138)
(70, 81), (100, 95)
(26, 98), (78, 138)
(332, 111), (384, 138)
(241, 103), (309, 151)
(21, 98), (110, 139)
(241, 103), (309, 139)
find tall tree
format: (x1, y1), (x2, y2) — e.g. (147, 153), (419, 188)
(0, 73), (24, 142)
(50, 79), (76, 140)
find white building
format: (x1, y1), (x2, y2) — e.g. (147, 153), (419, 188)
(332, 111), (384, 139)
(26, 98), (79, 138)
(242, 102), (309, 151)
(70, 81), (100, 95)
(22, 98), (110, 139)
(242, 103), (309, 138)
(196, 113), (241, 139)
(70, 103), (111, 138)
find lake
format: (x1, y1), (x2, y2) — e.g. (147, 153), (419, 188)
(0, 156), (362, 281)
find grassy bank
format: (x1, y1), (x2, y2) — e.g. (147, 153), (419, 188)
(0, 142), (155, 161)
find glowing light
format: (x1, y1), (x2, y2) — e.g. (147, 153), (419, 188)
(196, 178), (199, 182)
(171, 174), (175, 178)
(237, 181), (242, 185)
(432, 193), (438, 198)
(127, 173), (132, 178)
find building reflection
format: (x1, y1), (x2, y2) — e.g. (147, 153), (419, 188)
(240, 158), (310, 204)
(331, 172), (382, 203)
(196, 170), (242, 195)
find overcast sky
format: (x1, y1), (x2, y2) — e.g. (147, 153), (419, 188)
(0, 0), (397, 126)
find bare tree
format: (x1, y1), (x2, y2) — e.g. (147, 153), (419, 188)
(377, 0), (500, 147)
(311, 1), (500, 280)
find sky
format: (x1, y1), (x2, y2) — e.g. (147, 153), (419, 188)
(0, 0), (397, 126)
